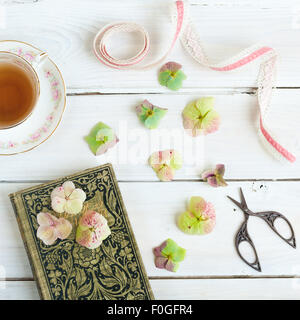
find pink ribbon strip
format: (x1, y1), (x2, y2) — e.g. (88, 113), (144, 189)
(93, 1), (296, 163)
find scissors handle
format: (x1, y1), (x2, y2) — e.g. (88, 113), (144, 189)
(235, 218), (261, 272)
(251, 211), (296, 248)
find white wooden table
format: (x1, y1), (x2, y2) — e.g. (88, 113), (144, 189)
(1, 0), (300, 300)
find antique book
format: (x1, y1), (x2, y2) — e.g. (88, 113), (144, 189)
(9, 164), (154, 300)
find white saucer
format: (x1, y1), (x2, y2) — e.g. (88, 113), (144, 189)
(0, 40), (66, 155)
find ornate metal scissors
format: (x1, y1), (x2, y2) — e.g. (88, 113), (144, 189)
(227, 188), (296, 272)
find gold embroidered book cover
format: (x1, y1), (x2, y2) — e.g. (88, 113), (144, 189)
(9, 164), (154, 300)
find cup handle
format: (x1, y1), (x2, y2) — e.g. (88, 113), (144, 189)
(31, 51), (48, 69)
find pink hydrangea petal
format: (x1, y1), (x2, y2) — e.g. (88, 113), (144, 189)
(203, 202), (216, 218)
(189, 197), (207, 217)
(141, 99), (153, 109)
(37, 225), (57, 245)
(95, 135), (118, 156)
(203, 217), (216, 234)
(202, 169), (215, 180)
(76, 228), (92, 248)
(207, 176), (218, 188)
(165, 259), (178, 272)
(51, 196), (66, 214)
(160, 61), (182, 73)
(153, 241), (167, 257)
(76, 211), (111, 249)
(182, 116), (201, 137)
(37, 212), (58, 226)
(56, 218), (72, 240)
(155, 257), (168, 269)
(203, 116), (220, 135)
(215, 164), (225, 176)
(157, 165), (174, 182)
(50, 186), (65, 200)
(62, 181), (76, 197)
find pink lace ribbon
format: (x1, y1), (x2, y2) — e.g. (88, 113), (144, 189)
(93, 1), (296, 163)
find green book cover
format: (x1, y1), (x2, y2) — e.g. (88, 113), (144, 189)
(9, 163), (154, 300)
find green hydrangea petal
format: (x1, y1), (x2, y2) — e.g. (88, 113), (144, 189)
(158, 71), (171, 86)
(144, 107), (167, 129)
(96, 128), (114, 143)
(182, 101), (199, 120)
(161, 239), (186, 262)
(85, 135), (103, 155)
(165, 70), (186, 91)
(169, 151), (182, 170)
(195, 97), (215, 114)
(161, 238), (179, 256)
(178, 211), (198, 234)
(158, 64), (186, 91)
(85, 122), (118, 155)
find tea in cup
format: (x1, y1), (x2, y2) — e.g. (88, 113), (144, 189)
(0, 51), (47, 129)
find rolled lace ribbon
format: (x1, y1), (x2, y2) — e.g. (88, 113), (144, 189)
(93, 1), (296, 163)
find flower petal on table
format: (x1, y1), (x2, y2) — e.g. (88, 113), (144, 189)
(178, 211), (198, 234)
(156, 165), (174, 182)
(215, 164), (225, 176)
(201, 169), (215, 180)
(165, 260), (180, 272)
(169, 150), (182, 170)
(160, 61), (182, 73)
(189, 196), (207, 217)
(207, 176), (219, 188)
(155, 257), (168, 269)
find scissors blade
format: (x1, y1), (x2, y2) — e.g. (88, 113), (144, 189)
(239, 188), (248, 208)
(227, 196), (244, 210)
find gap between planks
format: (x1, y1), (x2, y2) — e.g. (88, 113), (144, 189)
(1, 275), (300, 282)
(1, 179), (300, 184)
(66, 87), (300, 96)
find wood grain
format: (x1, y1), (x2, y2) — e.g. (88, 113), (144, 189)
(0, 92), (299, 181)
(1, 0), (300, 300)
(1, 181), (300, 279)
(0, 0), (299, 92)
(1, 279), (300, 300)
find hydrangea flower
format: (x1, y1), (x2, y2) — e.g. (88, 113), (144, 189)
(76, 210), (111, 249)
(51, 181), (86, 215)
(153, 238), (186, 272)
(202, 164), (227, 187)
(36, 212), (72, 245)
(149, 150), (182, 181)
(158, 61), (186, 91)
(136, 100), (168, 129)
(182, 97), (220, 137)
(178, 197), (216, 235)
(85, 122), (119, 156)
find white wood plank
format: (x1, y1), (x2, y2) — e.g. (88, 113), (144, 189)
(1, 279), (300, 300)
(0, 92), (299, 181)
(0, 0), (299, 92)
(1, 181), (300, 279)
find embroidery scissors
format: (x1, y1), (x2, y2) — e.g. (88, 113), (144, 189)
(227, 188), (296, 272)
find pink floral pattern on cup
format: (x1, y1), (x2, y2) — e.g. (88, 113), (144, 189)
(0, 49), (62, 150)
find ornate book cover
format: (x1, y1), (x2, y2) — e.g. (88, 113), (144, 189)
(9, 164), (154, 300)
